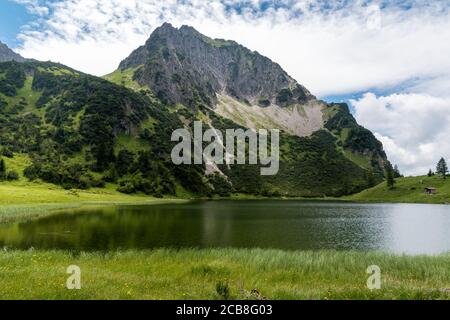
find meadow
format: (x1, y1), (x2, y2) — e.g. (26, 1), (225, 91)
(346, 175), (450, 204)
(0, 249), (448, 300)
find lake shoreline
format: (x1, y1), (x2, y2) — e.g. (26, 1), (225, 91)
(1, 194), (449, 224)
(0, 199), (188, 224)
(1, 173), (450, 224)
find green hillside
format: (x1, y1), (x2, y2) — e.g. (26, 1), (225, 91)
(0, 59), (391, 199)
(347, 175), (450, 204)
(0, 153), (166, 205)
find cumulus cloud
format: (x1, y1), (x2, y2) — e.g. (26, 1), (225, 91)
(13, 1), (450, 95)
(13, 0), (49, 16)
(352, 93), (450, 176)
(11, 0), (450, 175)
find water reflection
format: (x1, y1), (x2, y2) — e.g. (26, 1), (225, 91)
(0, 201), (449, 254)
(386, 204), (450, 254)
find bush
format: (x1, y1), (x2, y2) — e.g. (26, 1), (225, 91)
(209, 174), (232, 197)
(216, 281), (230, 300)
(24, 164), (40, 181)
(2, 149), (14, 158)
(6, 170), (19, 181)
(103, 166), (118, 183)
(0, 158), (6, 180)
(117, 182), (135, 194)
(90, 178), (106, 188)
(257, 98), (271, 107)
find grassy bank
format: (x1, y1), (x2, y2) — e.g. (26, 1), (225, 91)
(0, 249), (448, 300)
(0, 182), (166, 205)
(0, 181), (186, 223)
(347, 175), (450, 204)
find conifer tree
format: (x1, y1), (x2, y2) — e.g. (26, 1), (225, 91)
(436, 158), (448, 179)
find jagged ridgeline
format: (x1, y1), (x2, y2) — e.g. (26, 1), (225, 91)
(0, 41), (26, 63)
(0, 24), (388, 197)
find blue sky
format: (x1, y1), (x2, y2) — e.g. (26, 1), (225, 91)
(1, 0), (450, 175)
(0, 1), (34, 47)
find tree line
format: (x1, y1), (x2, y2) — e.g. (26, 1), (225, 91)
(385, 157), (449, 190)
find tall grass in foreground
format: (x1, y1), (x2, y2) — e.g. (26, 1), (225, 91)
(0, 249), (448, 300)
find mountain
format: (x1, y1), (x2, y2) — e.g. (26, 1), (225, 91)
(109, 24), (389, 186)
(0, 42), (25, 63)
(118, 23), (314, 109)
(0, 24), (390, 198)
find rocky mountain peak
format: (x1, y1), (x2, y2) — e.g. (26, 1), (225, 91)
(0, 41), (25, 63)
(118, 23), (315, 108)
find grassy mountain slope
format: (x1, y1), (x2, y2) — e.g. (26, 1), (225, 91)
(347, 175), (450, 204)
(0, 61), (197, 197)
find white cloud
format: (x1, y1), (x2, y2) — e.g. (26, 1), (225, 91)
(352, 93), (450, 176)
(13, 1), (450, 96)
(13, 0), (49, 16)
(11, 0), (450, 175)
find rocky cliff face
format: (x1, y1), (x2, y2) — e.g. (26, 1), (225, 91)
(119, 23), (314, 108)
(0, 42), (25, 63)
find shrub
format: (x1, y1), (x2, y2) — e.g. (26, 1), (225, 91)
(90, 178), (106, 188)
(2, 149), (14, 158)
(257, 98), (271, 107)
(276, 88), (293, 106)
(6, 171), (19, 181)
(216, 281), (230, 300)
(0, 158), (6, 180)
(24, 164), (40, 181)
(103, 166), (118, 183)
(117, 182), (135, 194)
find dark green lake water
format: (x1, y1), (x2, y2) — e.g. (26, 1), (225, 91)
(0, 201), (449, 254)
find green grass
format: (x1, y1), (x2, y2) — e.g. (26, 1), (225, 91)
(202, 36), (234, 48)
(115, 134), (148, 153)
(347, 175), (450, 204)
(103, 66), (145, 91)
(343, 150), (371, 170)
(37, 66), (79, 77)
(0, 249), (448, 300)
(0, 76), (41, 113)
(3, 153), (31, 182)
